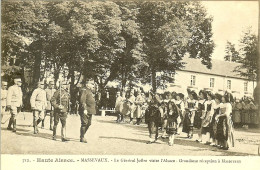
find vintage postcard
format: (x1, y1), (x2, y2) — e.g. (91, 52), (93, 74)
(1, 0), (260, 170)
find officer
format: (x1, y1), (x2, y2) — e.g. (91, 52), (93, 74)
(51, 81), (70, 142)
(1, 81), (8, 124)
(79, 80), (96, 143)
(44, 81), (56, 130)
(6, 77), (23, 132)
(30, 81), (47, 134)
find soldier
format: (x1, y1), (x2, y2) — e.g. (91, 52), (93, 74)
(6, 77), (23, 132)
(78, 80), (96, 143)
(128, 90), (136, 124)
(30, 81), (47, 134)
(1, 81), (8, 124)
(134, 90), (145, 125)
(51, 81), (70, 142)
(44, 81), (56, 130)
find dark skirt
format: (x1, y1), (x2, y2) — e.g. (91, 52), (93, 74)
(232, 110), (241, 123)
(194, 110), (202, 129)
(216, 116), (229, 141)
(209, 112), (218, 139)
(182, 111), (192, 133)
(166, 116), (177, 135)
(250, 109), (259, 125)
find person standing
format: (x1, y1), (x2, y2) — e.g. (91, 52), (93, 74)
(30, 81), (47, 134)
(51, 81), (70, 142)
(146, 93), (161, 144)
(166, 101), (179, 146)
(1, 81), (8, 124)
(128, 90), (136, 124)
(78, 80), (96, 143)
(182, 90), (198, 139)
(44, 81), (56, 130)
(195, 90), (206, 142)
(6, 77), (23, 132)
(174, 93), (185, 135)
(134, 90), (145, 125)
(115, 91), (124, 123)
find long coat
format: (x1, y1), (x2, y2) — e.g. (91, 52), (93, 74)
(79, 88), (96, 115)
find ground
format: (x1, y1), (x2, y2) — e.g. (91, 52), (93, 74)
(1, 112), (260, 155)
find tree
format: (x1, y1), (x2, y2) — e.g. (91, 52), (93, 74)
(136, 1), (214, 92)
(235, 28), (258, 82)
(224, 41), (240, 62)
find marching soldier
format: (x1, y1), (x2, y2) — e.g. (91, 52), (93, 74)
(6, 77), (23, 132)
(128, 90), (136, 124)
(44, 81), (56, 130)
(134, 90), (145, 125)
(51, 81), (70, 142)
(30, 81), (47, 134)
(79, 80), (97, 143)
(1, 81), (8, 124)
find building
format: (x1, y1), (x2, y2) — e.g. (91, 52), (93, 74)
(166, 57), (255, 98)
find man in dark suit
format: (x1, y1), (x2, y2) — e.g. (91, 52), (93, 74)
(79, 80), (96, 143)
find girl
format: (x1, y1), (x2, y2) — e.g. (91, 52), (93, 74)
(174, 93), (185, 135)
(195, 90), (206, 142)
(182, 90), (198, 139)
(201, 91), (215, 144)
(209, 93), (222, 147)
(166, 101), (179, 146)
(216, 93), (234, 150)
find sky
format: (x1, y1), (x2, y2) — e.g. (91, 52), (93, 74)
(201, 1), (258, 60)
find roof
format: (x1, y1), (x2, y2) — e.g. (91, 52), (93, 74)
(179, 57), (244, 79)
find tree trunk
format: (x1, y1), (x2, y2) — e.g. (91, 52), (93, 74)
(69, 69), (77, 114)
(151, 65), (156, 93)
(257, 4), (260, 128)
(32, 52), (41, 85)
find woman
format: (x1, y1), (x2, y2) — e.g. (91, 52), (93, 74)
(166, 101), (179, 146)
(174, 93), (185, 135)
(182, 90), (198, 139)
(216, 93), (235, 150)
(210, 93), (222, 147)
(201, 91), (215, 144)
(195, 90), (206, 142)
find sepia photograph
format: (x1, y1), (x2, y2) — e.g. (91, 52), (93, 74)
(1, 0), (260, 169)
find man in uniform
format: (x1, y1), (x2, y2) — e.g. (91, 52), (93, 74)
(6, 77), (23, 132)
(1, 81), (8, 124)
(30, 81), (47, 134)
(79, 80), (96, 143)
(128, 90), (136, 124)
(44, 81), (56, 130)
(51, 81), (70, 142)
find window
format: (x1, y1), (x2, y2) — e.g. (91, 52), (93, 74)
(191, 75), (196, 86)
(210, 78), (215, 88)
(244, 82), (248, 92)
(227, 80), (231, 90)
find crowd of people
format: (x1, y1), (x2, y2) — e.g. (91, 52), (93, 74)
(1, 77), (97, 143)
(114, 88), (258, 149)
(1, 77), (259, 150)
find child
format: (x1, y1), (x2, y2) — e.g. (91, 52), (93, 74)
(166, 101), (179, 146)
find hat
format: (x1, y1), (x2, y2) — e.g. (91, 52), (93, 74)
(176, 93), (184, 99)
(214, 93), (223, 101)
(191, 91), (198, 100)
(206, 91), (215, 100)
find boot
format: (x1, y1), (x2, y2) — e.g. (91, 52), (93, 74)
(80, 126), (87, 143)
(7, 117), (13, 130)
(36, 119), (42, 126)
(41, 119), (45, 129)
(61, 127), (69, 142)
(136, 118), (141, 125)
(52, 125), (57, 140)
(50, 116), (53, 130)
(129, 117), (133, 124)
(13, 119), (16, 132)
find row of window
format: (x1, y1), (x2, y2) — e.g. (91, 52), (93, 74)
(190, 75), (248, 91)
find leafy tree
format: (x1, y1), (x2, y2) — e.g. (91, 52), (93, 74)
(224, 41), (240, 62)
(235, 28), (258, 82)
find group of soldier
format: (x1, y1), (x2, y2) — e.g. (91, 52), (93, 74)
(1, 77), (96, 143)
(114, 88), (254, 149)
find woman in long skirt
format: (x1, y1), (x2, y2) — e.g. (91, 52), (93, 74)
(166, 101), (179, 146)
(216, 93), (234, 150)
(195, 90), (206, 142)
(201, 91), (215, 144)
(182, 90), (198, 139)
(209, 93), (222, 147)
(174, 93), (185, 135)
